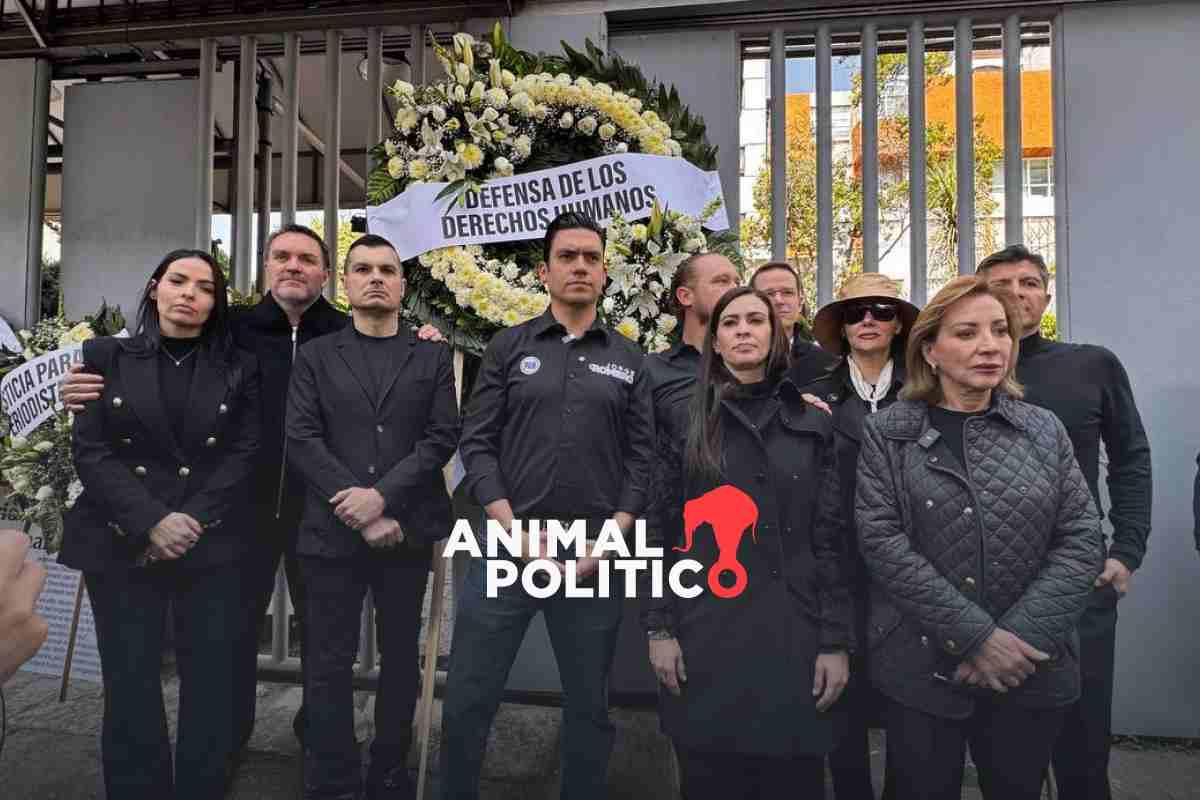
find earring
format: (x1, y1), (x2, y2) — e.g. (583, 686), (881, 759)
(930, 362), (939, 374)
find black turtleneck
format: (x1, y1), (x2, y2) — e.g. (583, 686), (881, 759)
(158, 335), (200, 436)
(729, 378), (777, 427)
(928, 405), (975, 469)
(1015, 332), (1152, 571)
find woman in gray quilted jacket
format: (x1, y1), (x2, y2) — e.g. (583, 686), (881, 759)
(855, 275), (1103, 800)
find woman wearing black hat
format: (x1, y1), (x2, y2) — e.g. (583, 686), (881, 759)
(802, 272), (919, 800)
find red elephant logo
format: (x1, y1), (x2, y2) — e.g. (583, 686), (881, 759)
(676, 485), (759, 599)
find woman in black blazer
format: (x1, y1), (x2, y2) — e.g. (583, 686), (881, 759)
(60, 249), (260, 800)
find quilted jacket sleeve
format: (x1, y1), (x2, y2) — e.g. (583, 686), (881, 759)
(997, 415), (1105, 655)
(812, 433), (855, 652)
(856, 415), (997, 658)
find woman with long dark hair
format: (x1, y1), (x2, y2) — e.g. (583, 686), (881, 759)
(60, 249), (261, 799)
(643, 286), (854, 798)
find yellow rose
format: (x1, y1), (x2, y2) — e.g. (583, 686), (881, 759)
(615, 318), (640, 342)
(408, 159), (430, 180)
(461, 144), (484, 169)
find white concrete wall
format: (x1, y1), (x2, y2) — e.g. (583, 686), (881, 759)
(1060, 0), (1200, 737)
(0, 59), (41, 328)
(61, 79), (201, 321)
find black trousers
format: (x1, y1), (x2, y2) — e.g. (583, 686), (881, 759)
(234, 517), (307, 749)
(676, 746), (825, 799)
(827, 660), (879, 800)
(86, 563), (243, 800)
(884, 697), (1066, 800)
(1051, 587), (1119, 800)
(300, 552), (429, 799)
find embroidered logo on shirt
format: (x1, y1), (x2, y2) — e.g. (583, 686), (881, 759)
(519, 356), (541, 375)
(588, 361), (635, 384)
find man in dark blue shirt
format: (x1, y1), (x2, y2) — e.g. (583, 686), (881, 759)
(441, 211), (655, 800)
(978, 245), (1152, 800)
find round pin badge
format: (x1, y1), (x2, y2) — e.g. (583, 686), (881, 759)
(519, 355), (541, 375)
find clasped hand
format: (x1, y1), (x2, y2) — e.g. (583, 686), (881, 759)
(148, 512), (203, 560)
(330, 487), (385, 530)
(954, 628), (1049, 692)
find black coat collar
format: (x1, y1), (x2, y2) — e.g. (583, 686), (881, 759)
(332, 324), (413, 412)
(242, 292), (347, 336)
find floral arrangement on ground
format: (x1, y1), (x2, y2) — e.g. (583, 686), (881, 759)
(0, 303), (126, 552)
(366, 25), (739, 355)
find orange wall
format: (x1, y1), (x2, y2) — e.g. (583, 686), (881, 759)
(925, 69), (1054, 157)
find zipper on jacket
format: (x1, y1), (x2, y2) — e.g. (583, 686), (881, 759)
(274, 324), (299, 519)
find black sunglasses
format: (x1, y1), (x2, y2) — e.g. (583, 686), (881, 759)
(843, 301), (899, 324)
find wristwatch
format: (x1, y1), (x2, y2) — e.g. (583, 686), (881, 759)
(646, 628), (674, 641)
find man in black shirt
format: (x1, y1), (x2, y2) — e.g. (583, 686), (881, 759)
(977, 244), (1152, 800)
(441, 212), (655, 800)
(287, 234), (459, 800)
(750, 261), (838, 385)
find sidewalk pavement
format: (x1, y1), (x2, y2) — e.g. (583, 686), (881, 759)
(2, 669), (1198, 799)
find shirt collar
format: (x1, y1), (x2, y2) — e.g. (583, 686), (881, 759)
(1020, 332), (1050, 357)
(664, 340), (701, 362)
(531, 306), (610, 342)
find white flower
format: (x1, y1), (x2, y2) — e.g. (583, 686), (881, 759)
(453, 33), (475, 68)
(384, 139), (398, 157)
(431, 105), (447, 123)
(513, 135), (532, 160)
(502, 263), (520, 281)
(615, 142), (629, 153)
(657, 315), (678, 334)
(396, 107), (420, 133)
(598, 123), (616, 141)
(35, 485), (54, 501)
(392, 79), (415, 97)
(631, 224), (648, 242)
(576, 116), (598, 136)
(453, 85), (467, 103)
(34, 440), (54, 453)
(559, 112), (575, 129)
(470, 81), (485, 102)
(387, 156), (406, 179)
(667, 140), (683, 157)
(602, 297), (616, 314)
(11, 436), (28, 449)
(484, 88), (508, 109)
(502, 70), (516, 89)
(683, 236), (706, 253)
(456, 62), (472, 86)
(409, 159), (430, 180)
(533, 104), (549, 122)
(555, 73), (572, 86)
(493, 156), (514, 177)
(58, 322), (95, 347)
(66, 479), (83, 505)
(489, 59), (503, 89)
(481, 106), (500, 123)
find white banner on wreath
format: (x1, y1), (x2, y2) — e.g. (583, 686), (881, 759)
(1, 346), (84, 439)
(368, 153), (729, 262)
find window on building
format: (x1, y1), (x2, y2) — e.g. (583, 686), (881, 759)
(1025, 157), (1054, 197)
(991, 159), (1005, 196)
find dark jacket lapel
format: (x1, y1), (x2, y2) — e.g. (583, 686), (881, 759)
(120, 340), (183, 460)
(377, 332), (414, 411)
(333, 325), (376, 410)
(179, 347), (228, 456)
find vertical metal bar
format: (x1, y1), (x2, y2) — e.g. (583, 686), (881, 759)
(24, 58), (50, 327)
(324, 29), (343, 302)
(281, 33), (300, 227)
(410, 24), (427, 87)
(195, 39), (215, 252)
(234, 36), (257, 294)
(815, 24), (833, 305)
(323, 29), (342, 301)
(1003, 14), (1024, 245)
(955, 17), (975, 275)
(861, 23), (879, 273)
(271, 561), (288, 663)
(908, 20), (927, 305)
(255, 71), (273, 295)
(366, 27), (383, 229)
(768, 27), (787, 261)
(1051, 11), (1069, 339)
